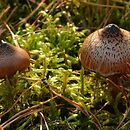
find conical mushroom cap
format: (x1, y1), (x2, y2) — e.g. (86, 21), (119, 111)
(0, 42), (30, 78)
(80, 24), (130, 77)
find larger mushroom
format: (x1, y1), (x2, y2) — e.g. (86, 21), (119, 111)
(80, 24), (130, 94)
(80, 24), (130, 77)
(0, 41), (30, 78)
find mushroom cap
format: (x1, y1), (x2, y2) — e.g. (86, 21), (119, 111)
(0, 41), (30, 78)
(80, 24), (130, 77)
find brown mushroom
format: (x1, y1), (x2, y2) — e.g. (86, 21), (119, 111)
(80, 24), (130, 77)
(80, 24), (130, 96)
(0, 41), (30, 78)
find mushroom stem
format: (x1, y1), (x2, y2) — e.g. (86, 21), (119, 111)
(107, 75), (121, 97)
(107, 75), (129, 101)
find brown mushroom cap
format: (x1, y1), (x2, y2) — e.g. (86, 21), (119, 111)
(0, 41), (30, 78)
(80, 24), (130, 77)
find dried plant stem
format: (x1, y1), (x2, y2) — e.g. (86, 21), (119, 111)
(1, 105), (43, 129)
(29, 0), (38, 5)
(106, 0), (110, 14)
(83, 1), (126, 10)
(98, 6), (113, 29)
(4, 22), (19, 47)
(115, 106), (130, 130)
(6, 6), (18, 23)
(0, 5), (10, 20)
(39, 112), (49, 130)
(96, 101), (110, 114)
(0, 94), (57, 129)
(32, 0), (63, 27)
(16, 0), (45, 27)
(118, 120), (130, 130)
(112, 0), (128, 4)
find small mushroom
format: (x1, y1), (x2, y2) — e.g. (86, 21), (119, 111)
(80, 24), (130, 77)
(0, 41), (30, 78)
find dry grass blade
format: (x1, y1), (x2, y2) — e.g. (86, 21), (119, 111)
(107, 77), (123, 92)
(0, 25), (6, 36)
(5, 6), (18, 23)
(1, 105), (43, 129)
(4, 22), (19, 47)
(0, 95), (58, 129)
(32, 0), (55, 27)
(0, 5), (10, 20)
(29, 0), (39, 5)
(32, 0), (63, 27)
(39, 112), (49, 130)
(83, 1), (126, 10)
(115, 106), (130, 130)
(16, 0), (45, 27)
(118, 120), (130, 130)
(99, 7), (113, 28)
(0, 5), (10, 36)
(112, 0), (128, 4)
(96, 101), (110, 114)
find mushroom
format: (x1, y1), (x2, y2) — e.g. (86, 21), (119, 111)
(80, 24), (130, 77)
(80, 24), (130, 95)
(0, 41), (30, 78)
